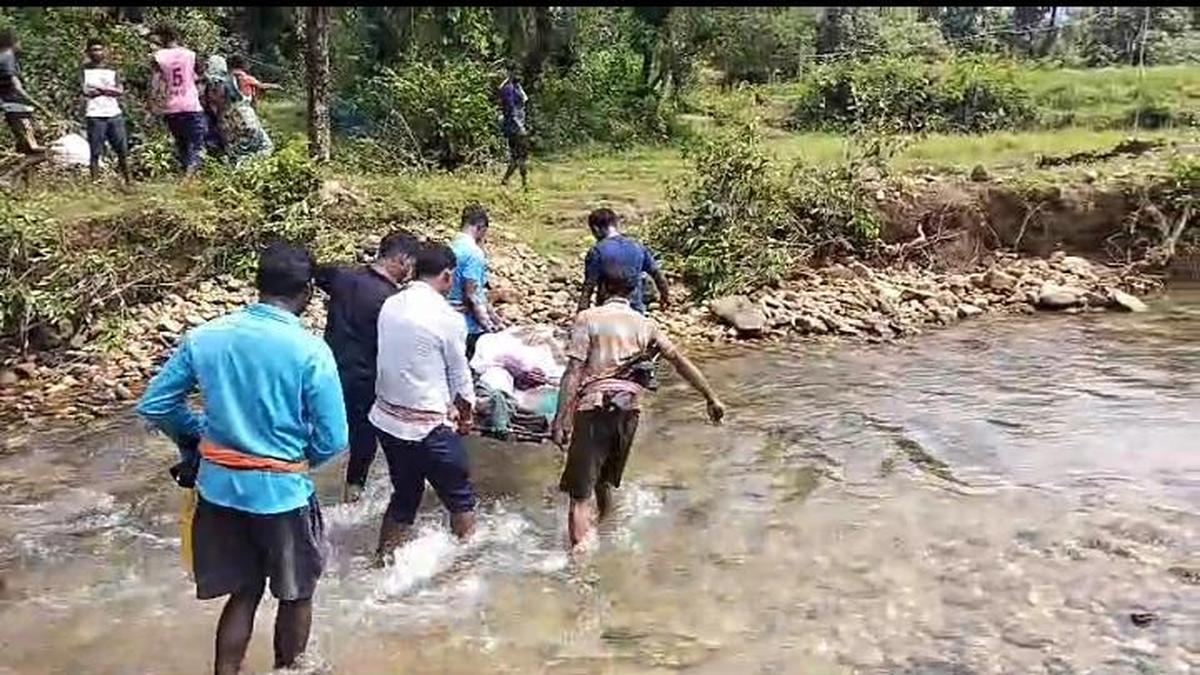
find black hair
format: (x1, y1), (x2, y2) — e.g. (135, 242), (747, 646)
(414, 241), (457, 279)
(255, 241), (316, 298)
(461, 203), (489, 230)
(378, 229), (420, 261)
(229, 54), (246, 70)
(153, 23), (178, 44)
(599, 261), (637, 298)
(588, 207), (619, 233)
(0, 29), (16, 50)
(86, 37), (105, 50)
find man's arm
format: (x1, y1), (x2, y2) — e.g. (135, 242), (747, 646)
(136, 339), (205, 456)
(551, 358), (584, 447)
(302, 345), (349, 468)
(443, 317), (476, 434)
(643, 247), (670, 308)
(577, 248), (599, 313)
(657, 333), (724, 424)
(10, 75), (43, 112)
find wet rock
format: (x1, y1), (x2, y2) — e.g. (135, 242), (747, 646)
(710, 296), (767, 337)
(984, 269), (1018, 292)
(1002, 625), (1055, 650)
(1130, 611), (1157, 628)
(957, 303), (983, 318)
(1110, 290), (1148, 313)
(1036, 284), (1084, 310)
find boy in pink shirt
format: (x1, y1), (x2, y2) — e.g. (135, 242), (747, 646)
(151, 24), (205, 176)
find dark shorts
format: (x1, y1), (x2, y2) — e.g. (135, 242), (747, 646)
(559, 408), (641, 501)
(466, 332), (483, 361)
(86, 115), (129, 162)
(505, 132), (529, 161)
(192, 495), (325, 601)
(379, 425), (477, 525)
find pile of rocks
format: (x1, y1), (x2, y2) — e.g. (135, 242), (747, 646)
(705, 252), (1160, 342)
(0, 245), (1161, 431)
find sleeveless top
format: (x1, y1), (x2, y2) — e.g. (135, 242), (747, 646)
(154, 47), (202, 114)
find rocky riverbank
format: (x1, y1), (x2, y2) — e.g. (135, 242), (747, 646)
(0, 238), (1164, 435)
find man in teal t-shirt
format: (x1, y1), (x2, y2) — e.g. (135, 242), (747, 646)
(448, 203), (502, 358)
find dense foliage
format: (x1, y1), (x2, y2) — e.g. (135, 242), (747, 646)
(648, 126), (889, 299)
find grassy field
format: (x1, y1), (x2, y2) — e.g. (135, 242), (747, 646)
(1017, 64), (1200, 129)
(20, 94), (1199, 263)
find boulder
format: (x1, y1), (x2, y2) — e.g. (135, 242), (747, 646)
(983, 269), (1018, 292)
(0, 370), (17, 387)
(957, 303), (984, 318)
(710, 296), (767, 337)
(1110, 290), (1148, 313)
(1036, 283), (1084, 310)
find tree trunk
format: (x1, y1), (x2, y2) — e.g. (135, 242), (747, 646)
(305, 6), (332, 163)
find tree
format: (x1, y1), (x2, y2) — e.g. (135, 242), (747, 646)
(306, 6), (331, 162)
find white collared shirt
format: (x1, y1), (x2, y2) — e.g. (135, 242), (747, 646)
(369, 281), (475, 441)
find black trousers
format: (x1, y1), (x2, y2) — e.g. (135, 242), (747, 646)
(343, 382), (379, 487)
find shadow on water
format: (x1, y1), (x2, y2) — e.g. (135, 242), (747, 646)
(0, 284), (1198, 672)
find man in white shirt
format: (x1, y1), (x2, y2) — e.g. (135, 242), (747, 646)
(370, 241), (477, 563)
(82, 38), (130, 184)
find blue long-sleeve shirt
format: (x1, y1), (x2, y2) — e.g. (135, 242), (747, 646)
(137, 303), (348, 514)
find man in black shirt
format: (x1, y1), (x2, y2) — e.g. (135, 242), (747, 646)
(0, 29), (47, 186)
(317, 230), (421, 503)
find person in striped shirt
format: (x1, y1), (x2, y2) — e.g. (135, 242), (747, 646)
(551, 264), (725, 549)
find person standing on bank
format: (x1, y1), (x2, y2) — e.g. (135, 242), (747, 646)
(552, 265), (725, 550)
(316, 230), (420, 504)
(449, 204), (502, 360)
(498, 63), (529, 189)
(0, 29), (48, 184)
(137, 242), (348, 675)
(371, 242), (479, 562)
(150, 23), (206, 176)
(82, 38), (131, 185)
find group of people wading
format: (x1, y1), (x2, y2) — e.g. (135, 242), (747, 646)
(137, 204), (725, 673)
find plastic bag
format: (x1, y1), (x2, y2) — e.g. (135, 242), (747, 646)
(49, 133), (90, 167)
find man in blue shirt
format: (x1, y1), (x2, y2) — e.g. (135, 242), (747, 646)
(498, 63), (529, 189)
(578, 207), (670, 315)
(137, 242), (347, 675)
(448, 203), (502, 359)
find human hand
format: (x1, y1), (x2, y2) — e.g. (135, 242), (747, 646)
(551, 419), (570, 449)
(456, 413), (473, 436)
(706, 397), (726, 426)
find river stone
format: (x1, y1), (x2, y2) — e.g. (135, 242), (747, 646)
(1110, 290), (1148, 313)
(0, 370), (17, 387)
(984, 269), (1018, 291)
(957, 303), (984, 318)
(710, 296), (767, 337)
(1036, 283), (1084, 310)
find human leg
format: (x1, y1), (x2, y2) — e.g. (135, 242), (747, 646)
(108, 115), (131, 184)
(422, 426), (478, 540)
(182, 112), (207, 176)
(595, 409), (639, 519)
(215, 581), (265, 675)
(86, 117), (106, 180)
(256, 496), (326, 668)
(376, 433), (426, 561)
(164, 113), (188, 172)
(558, 409), (611, 548)
(343, 386), (378, 498)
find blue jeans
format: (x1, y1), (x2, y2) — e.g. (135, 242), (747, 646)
(164, 111), (206, 173)
(379, 425), (477, 525)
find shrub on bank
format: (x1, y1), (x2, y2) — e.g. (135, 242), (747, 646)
(648, 125), (887, 299)
(0, 140), (328, 347)
(790, 55), (1035, 134)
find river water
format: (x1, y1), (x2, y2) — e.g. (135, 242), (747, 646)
(1, 287), (1197, 674)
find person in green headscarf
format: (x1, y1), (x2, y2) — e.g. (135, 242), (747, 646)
(204, 54), (272, 165)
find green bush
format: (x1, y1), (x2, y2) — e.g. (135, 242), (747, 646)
(535, 48), (671, 151)
(791, 56), (1035, 134)
(0, 139), (322, 345)
(648, 125), (886, 299)
(349, 60), (501, 170)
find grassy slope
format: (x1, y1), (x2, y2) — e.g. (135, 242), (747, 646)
(26, 89), (1199, 262)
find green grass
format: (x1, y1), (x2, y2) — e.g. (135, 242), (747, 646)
(1017, 64), (1200, 129)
